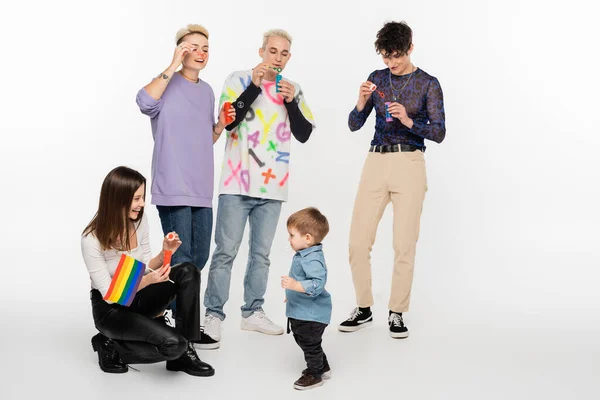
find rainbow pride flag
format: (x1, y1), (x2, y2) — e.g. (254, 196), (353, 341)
(103, 254), (146, 306)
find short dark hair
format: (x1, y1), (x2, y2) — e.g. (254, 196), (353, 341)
(375, 21), (413, 56)
(287, 207), (330, 243)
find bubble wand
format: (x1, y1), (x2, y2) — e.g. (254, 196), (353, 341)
(150, 232), (175, 283)
(269, 66), (283, 92)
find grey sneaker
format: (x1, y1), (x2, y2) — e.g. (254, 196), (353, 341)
(241, 310), (284, 335)
(203, 314), (222, 342)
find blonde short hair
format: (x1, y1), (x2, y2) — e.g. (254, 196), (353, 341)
(262, 29), (292, 49)
(176, 24), (209, 44)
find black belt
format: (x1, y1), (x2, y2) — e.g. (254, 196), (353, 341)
(369, 144), (424, 153)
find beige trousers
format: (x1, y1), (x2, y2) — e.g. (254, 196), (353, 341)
(349, 150), (428, 312)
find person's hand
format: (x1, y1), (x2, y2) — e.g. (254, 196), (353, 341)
(219, 102), (236, 126)
(281, 275), (300, 290)
(145, 263), (171, 285)
(357, 81), (376, 111)
(251, 63), (270, 87)
(163, 232), (182, 254)
(169, 42), (194, 70)
(387, 102), (413, 126)
(284, 298), (287, 303)
(277, 79), (295, 103)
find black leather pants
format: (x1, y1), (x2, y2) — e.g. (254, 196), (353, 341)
(90, 262), (200, 364)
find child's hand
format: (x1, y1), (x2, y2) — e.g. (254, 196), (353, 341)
(281, 276), (304, 292)
(281, 276), (296, 289)
(284, 298), (287, 303)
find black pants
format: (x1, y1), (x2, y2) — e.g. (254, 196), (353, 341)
(90, 262), (200, 364)
(289, 318), (329, 377)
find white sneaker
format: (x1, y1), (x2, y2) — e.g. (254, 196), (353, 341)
(203, 314), (222, 342)
(240, 310), (284, 335)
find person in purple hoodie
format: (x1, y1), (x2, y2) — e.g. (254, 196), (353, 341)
(136, 24), (234, 348)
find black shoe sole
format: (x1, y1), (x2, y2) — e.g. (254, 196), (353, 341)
(166, 364), (215, 377)
(194, 341), (220, 350)
(91, 338), (128, 374)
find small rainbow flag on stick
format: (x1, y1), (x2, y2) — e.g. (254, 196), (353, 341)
(103, 254), (146, 306)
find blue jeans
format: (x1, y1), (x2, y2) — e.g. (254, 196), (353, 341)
(204, 195), (282, 320)
(157, 206), (213, 313)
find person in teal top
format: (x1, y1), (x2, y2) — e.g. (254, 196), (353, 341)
(281, 207), (331, 391)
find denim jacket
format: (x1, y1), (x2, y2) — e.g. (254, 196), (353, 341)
(285, 244), (332, 325)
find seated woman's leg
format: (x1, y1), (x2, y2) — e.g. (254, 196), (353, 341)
(168, 262), (201, 341)
(128, 264), (213, 376)
(132, 262), (202, 339)
(119, 261), (201, 346)
(91, 289), (186, 364)
(90, 264), (213, 376)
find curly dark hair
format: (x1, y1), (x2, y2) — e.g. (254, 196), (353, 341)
(375, 21), (413, 56)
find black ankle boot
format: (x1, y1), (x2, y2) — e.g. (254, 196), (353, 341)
(166, 341), (215, 377)
(91, 333), (128, 373)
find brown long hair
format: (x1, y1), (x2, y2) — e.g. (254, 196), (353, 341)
(83, 166), (146, 251)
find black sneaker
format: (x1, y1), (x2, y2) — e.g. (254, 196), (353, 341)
(388, 311), (409, 338)
(193, 328), (220, 350)
(154, 312), (174, 327)
(166, 341), (215, 377)
(338, 307), (373, 332)
(91, 333), (128, 373)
